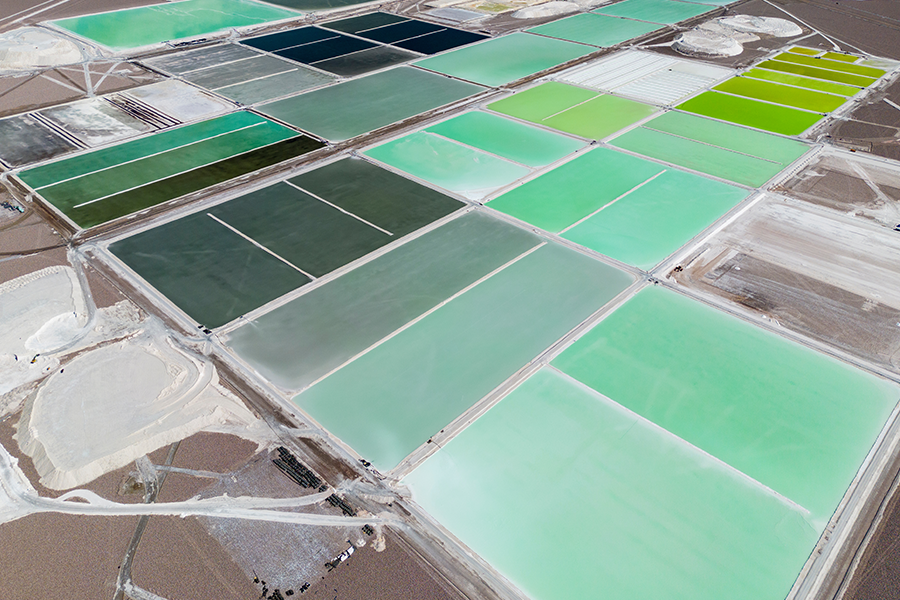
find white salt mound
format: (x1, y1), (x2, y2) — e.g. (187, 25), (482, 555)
(674, 15), (801, 57)
(16, 325), (259, 490)
(0, 266), (88, 396)
(0, 28), (83, 70)
(697, 20), (759, 43)
(674, 29), (743, 57)
(718, 15), (802, 38)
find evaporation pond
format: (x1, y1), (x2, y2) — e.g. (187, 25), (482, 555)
(742, 68), (860, 96)
(770, 52), (884, 79)
(562, 167), (749, 269)
(0, 114), (77, 168)
(713, 77), (847, 113)
(321, 12), (408, 34)
(364, 111), (584, 200)
(294, 242), (633, 471)
(52, 0), (297, 50)
(610, 111), (810, 187)
(425, 111), (586, 167)
(245, 27), (419, 77)
(677, 92), (823, 135)
(757, 59), (877, 88)
(145, 45), (337, 105)
(404, 367), (823, 600)
(593, 0), (714, 24)
(38, 98), (153, 147)
(527, 13), (663, 47)
(488, 81), (657, 139)
(258, 67), (483, 142)
(488, 146), (663, 233)
(365, 132), (530, 200)
(19, 111), (322, 229)
(111, 158), (461, 328)
(414, 33), (593, 87)
(227, 212), (539, 391)
(552, 286), (899, 521)
(110, 208), (310, 330)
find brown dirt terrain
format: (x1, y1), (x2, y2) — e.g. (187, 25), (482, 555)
(0, 0), (168, 31)
(130, 515), (259, 600)
(0, 512), (140, 600)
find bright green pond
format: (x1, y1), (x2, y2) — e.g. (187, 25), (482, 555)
(425, 111), (586, 168)
(562, 167), (748, 269)
(610, 111), (809, 187)
(758, 59), (877, 87)
(714, 77), (847, 112)
(677, 92), (823, 135)
(488, 147), (663, 232)
(771, 52), (884, 79)
(488, 81), (658, 140)
(743, 68), (860, 96)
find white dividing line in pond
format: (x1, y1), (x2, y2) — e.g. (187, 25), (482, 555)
(707, 89), (824, 115)
(266, 34), (343, 55)
(174, 52), (260, 76)
(558, 169), (667, 234)
(387, 28), (449, 46)
(637, 125), (787, 165)
(768, 57), (879, 82)
(211, 65), (299, 91)
(423, 130), (535, 170)
(739, 73), (853, 99)
(541, 94), (598, 122)
(300, 242), (547, 393)
(43, 121), (266, 191)
(206, 213), (317, 280)
(309, 45), (382, 66)
(284, 180), (393, 236)
(547, 365), (811, 515)
(349, 20), (409, 35)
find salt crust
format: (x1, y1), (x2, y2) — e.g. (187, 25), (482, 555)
(674, 15), (801, 58)
(0, 28), (84, 70)
(0, 266), (87, 396)
(1, 265), (265, 490)
(16, 325), (259, 490)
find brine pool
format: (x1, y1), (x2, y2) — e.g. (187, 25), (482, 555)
(404, 286), (899, 600)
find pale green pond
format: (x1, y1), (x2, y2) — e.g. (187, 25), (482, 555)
(404, 368), (821, 600)
(294, 242), (633, 471)
(405, 287), (898, 600)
